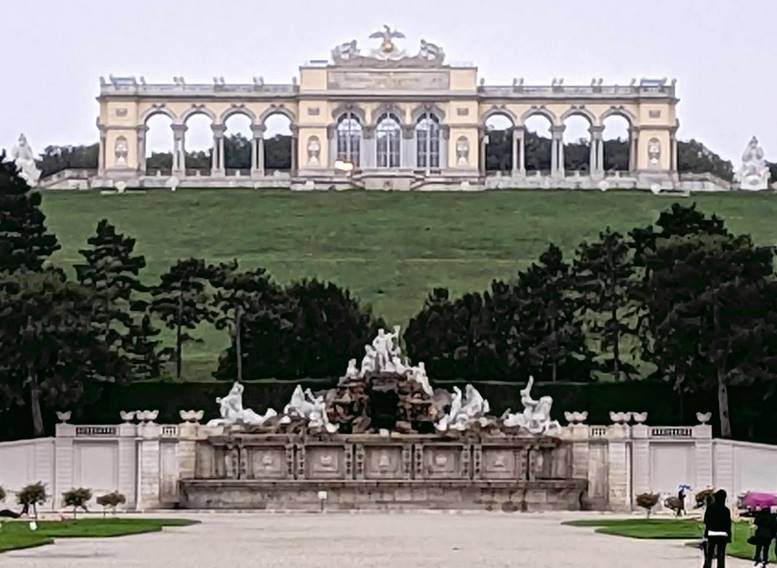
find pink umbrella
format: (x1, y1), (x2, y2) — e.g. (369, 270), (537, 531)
(741, 492), (777, 509)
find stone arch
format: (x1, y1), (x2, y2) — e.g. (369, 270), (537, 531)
(140, 105), (176, 125)
(560, 106), (598, 127)
(220, 105), (257, 125)
(180, 105), (217, 125)
(520, 107), (558, 127)
(481, 106), (517, 126)
(260, 105), (297, 127)
(600, 106), (637, 127)
(411, 103), (445, 124)
(331, 103), (366, 125)
(371, 102), (405, 126)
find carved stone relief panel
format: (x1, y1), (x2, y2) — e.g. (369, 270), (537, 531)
(420, 445), (465, 479)
(364, 445), (403, 479)
(305, 445), (347, 479)
(328, 70), (450, 91)
(481, 447), (521, 480)
(648, 138), (662, 168)
(248, 446), (287, 480)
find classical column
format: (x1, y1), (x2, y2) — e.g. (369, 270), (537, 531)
(589, 125), (604, 179)
(479, 129), (487, 175)
(401, 125), (414, 169)
(551, 125), (566, 178)
(516, 126), (526, 176)
(171, 124), (187, 177)
(97, 126), (107, 176)
(361, 125), (375, 169)
(136, 125), (148, 175)
(510, 128), (518, 176)
(628, 127), (640, 174)
(440, 125), (450, 170)
(211, 123), (226, 177)
(290, 125), (298, 175)
(250, 124), (265, 177)
(670, 127), (678, 173)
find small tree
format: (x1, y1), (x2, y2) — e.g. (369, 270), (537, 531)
(636, 492), (659, 519)
(664, 495), (682, 516)
(96, 491), (126, 517)
(17, 482), (47, 520)
(62, 487), (92, 519)
(695, 488), (715, 508)
(0, 486), (5, 502)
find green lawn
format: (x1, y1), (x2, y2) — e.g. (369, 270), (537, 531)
(0, 518), (197, 553)
(40, 189), (777, 379)
(565, 518), (775, 561)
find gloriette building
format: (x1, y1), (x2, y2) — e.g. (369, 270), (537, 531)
(94, 28), (680, 191)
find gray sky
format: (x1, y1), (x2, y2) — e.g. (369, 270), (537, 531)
(3, 0), (775, 163)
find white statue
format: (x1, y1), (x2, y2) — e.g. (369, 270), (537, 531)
(736, 136), (770, 191)
(306, 137), (321, 166)
(11, 134), (41, 186)
(371, 325), (401, 372)
(114, 136), (129, 167)
(435, 384), (491, 432)
(332, 39), (360, 63)
(281, 385), (338, 433)
(502, 376), (561, 435)
(359, 345), (377, 377)
(343, 358), (359, 382)
(409, 362), (434, 396)
(419, 39), (444, 63)
(456, 136), (470, 166)
(207, 382), (277, 427)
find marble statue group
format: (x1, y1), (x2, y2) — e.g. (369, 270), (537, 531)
(736, 136), (770, 191)
(11, 134), (41, 186)
(207, 325), (560, 437)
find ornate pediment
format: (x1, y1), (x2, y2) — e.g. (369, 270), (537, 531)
(331, 26), (445, 68)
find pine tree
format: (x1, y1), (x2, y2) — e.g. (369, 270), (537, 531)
(209, 260), (283, 381)
(124, 315), (163, 379)
(572, 228), (638, 381)
(0, 155), (59, 273)
(0, 270), (128, 436)
(149, 258), (214, 379)
(644, 233), (777, 438)
(513, 244), (591, 382)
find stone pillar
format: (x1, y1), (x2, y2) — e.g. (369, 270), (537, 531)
(137, 421), (161, 510)
(401, 125), (414, 169)
(516, 126), (526, 176)
(440, 125), (449, 170)
(98, 126), (107, 176)
(551, 125), (566, 178)
(713, 439), (734, 500)
(250, 124), (265, 177)
(511, 127), (519, 177)
(628, 127), (640, 174)
(567, 424), (591, 481)
(290, 125), (298, 175)
(693, 423), (714, 492)
(117, 422), (138, 509)
(631, 423), (651, 498)
(54, 423), (75, 509)
(589, 125), (604, 179)
(211, 123), (226, 177)
(362, 126), (375, 169)
(136, 126), (148, 175)
(479, 130), (487, 175)
(669, 127), (678, 174)
(176, 422), (199, 483)
(172, 124), (187, 177)
(606, 423), (631, 511)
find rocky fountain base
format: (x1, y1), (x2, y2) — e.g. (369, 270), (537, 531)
(179, 326), (587, 511)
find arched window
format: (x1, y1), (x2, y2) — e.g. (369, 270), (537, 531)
(416, 113), (440, 169)
(376, 113), (401, 168)
(336, 113), (362, 166)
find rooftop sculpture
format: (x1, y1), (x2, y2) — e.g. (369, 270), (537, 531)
(736, 136), (770, 191)
(332, 27), (445, 67)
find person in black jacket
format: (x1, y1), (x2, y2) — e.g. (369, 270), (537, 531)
(704, 489), (732, 568)
(753, 506), (775, 566)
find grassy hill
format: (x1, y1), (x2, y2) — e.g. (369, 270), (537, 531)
(40, 189), (777, 379)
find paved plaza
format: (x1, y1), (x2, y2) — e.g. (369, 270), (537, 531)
(0, 512), (754, 568)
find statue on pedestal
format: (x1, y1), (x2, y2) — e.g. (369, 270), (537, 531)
(281, 385), (339, 433)
(11, 134), (41, 186)
(736, 136), (770, 191)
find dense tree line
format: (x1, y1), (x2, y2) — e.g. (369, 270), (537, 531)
(3, 151), (777, 439)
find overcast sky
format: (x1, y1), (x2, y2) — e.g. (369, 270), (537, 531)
(3, 0), (775, 163)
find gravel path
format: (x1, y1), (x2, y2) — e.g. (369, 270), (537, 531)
(0, 512), (753, 568)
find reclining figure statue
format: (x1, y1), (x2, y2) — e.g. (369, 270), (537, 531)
(207, 382), (277, 427)
(435, 384), (491, 432)
(280, 385), (339, 433)
(502, 376), (561, 435)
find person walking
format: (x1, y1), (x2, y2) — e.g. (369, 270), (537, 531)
(704, 489), (732, 568)
(752, 506), (775, 566)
